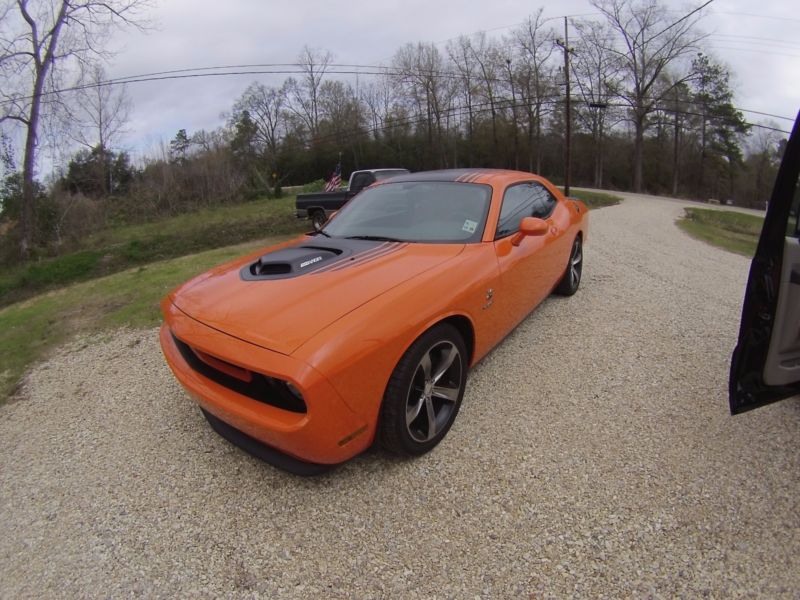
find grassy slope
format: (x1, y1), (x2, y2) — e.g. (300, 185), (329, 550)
(0, 236), (295, 400)
(0, 196), (308, 307)
(677, 207), (764, 257)
(0, 189), (622, 403)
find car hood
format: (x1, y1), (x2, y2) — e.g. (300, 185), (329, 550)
(170, 237), (465, 355)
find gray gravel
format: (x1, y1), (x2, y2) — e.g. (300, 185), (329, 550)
(1, 193), (799, 598)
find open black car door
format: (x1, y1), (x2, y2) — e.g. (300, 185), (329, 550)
(730, 111), (800, 413)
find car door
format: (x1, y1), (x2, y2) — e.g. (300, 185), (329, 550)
(492, 181), (562, 330)
(729, 111), (800, 413)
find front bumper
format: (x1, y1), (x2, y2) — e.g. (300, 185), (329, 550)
(159, 301), (370, 466)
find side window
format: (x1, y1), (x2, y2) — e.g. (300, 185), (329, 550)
(495, 182), (557, 239)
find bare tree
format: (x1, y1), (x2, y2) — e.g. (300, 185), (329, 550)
(285, 46), (333, 140)
(658, 75), (691, 196)
(71, 64), (131, 152)
(447, 35), (479, 165)
(571, 19), (623, 188)
(233, 82), (286, 169)
(359, 71), (395, 140)
(469, 33), (503, 159)
(512, 10), (557, 173)
(392, 42), (453, 167)
(68, 64), (131, 194)
(501, 49), (520, 170)
(319, 79), (364, 164)
(591, 0), (706, 192)
(0, 0), (152, 257)
(746, 123), (783, 208)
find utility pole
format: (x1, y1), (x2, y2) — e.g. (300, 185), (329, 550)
(506, 58), (519, 170)
(555, 17), (573, 195)
(672, 86), (680, 197)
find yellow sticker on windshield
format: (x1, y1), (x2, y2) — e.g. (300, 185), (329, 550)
(462, 219), (478, 233)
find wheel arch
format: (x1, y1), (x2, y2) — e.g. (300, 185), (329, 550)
(432, 314), (476, 367)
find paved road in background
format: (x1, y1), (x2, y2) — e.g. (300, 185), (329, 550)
(1, 193), (798, 597)
(575, 186), (767, 216)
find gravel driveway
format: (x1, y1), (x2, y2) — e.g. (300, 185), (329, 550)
(2, 193), (798, 597)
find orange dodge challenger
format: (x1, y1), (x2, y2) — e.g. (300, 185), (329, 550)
(160, 169), (588, 474)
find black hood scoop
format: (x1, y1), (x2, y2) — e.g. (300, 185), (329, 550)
(241, 244), (351, 280)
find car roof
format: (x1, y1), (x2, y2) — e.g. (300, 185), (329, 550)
(381, 168), (548, 187)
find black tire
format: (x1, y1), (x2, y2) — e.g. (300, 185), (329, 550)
(311, 210), (327, 230)
(378, 323), (468, 456)
(554, 235), (583, 296)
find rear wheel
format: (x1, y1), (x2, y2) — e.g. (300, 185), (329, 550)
(378, 323), (468, 456)
(555, 235), (583, 296)
(311, 210), (327, 230)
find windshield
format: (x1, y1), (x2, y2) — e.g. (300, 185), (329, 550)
(322, 181), (491, 243)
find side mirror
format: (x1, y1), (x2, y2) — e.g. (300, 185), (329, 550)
(511, 217), (549, 246)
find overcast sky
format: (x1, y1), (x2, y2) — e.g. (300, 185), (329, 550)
(105, 0), (799, 161)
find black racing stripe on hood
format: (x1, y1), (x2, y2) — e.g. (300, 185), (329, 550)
(326, 242), (408, 272)
(313, 241), (392, 274)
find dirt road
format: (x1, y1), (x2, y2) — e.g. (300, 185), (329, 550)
(1, 193), (798, 597)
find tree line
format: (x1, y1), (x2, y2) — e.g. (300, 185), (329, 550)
(0, 0), (790, 263)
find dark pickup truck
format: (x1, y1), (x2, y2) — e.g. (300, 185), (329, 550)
(295, 168), (409, 227)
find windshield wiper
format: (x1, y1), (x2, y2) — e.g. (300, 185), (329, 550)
(312, 229), (331, 237)
(345, 235), (406, 242)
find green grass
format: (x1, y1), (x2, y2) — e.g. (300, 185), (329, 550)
(0, 195), (308, 307)
(565, 189), (623, 209)
(677, 207), (764, 257)
(0, 235), (296, 402)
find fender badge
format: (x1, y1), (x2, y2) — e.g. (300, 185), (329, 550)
(483, 288), (494, 310)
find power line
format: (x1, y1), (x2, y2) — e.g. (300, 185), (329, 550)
(2, 61), (792, 137)
(649, 0), (715, 40)
(708, 33), (800, 49)
(7, 53), (794, 125)
(713, 11), (800, 24)
(708, 45), (800, 59)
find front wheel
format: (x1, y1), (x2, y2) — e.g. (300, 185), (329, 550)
(378, 323), (468, 456)
(554, 235), (583, 296)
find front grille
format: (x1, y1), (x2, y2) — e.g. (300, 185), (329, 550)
(171, 333), (307, 413)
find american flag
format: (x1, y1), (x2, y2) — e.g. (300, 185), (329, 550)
(324, 161), (342, 192)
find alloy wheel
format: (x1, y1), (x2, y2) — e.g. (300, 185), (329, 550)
(405, 341), (463, 443)
(570, 238), (583, 287)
